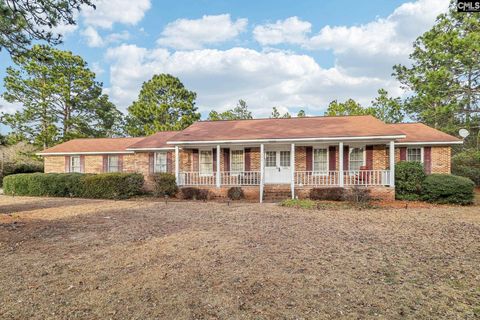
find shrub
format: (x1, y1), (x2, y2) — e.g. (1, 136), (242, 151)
(81, 173), (144, 199)
(309, 187), (344, 201)
(3, 172), (143, 199)
(1, 162), (44, 187)
(395, 162), (426, 200)
(452, 149), (480, 186)
(180, 187), (210, 200)
(421, 174), (475, 205)
(344, 186), (372, 208)
(280, 199), (316, 209)
(227, 187), (244, 200)
(152, 173), (178, 197)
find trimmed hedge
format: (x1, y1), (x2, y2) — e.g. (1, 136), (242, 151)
(227, 187), (244, 200)
(3, 172), (144, 199)
(152, 173), (178, 197)
(452, 149), (480, 186)
(395, 162), (426, 200)
(180, 187), (210, 200)
(421, 174), (475, 205)
(309, 187), (344, 201)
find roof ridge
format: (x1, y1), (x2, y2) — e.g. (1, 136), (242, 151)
(198, 114), (374, 123)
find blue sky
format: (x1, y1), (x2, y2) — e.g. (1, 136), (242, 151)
(0, 0), (449, 122)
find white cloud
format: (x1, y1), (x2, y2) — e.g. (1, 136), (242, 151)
(81, 26), (104, 47)
(157, 14), (248, 50)
(81, 0), (151, 29)
(0, 97), (22, 114)
(253, 17), (311, 46)
(105, 45), (401, 116)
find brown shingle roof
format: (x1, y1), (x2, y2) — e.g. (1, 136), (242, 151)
(38, 137), (144, 154)
(127, 131), (179, 149)
(389, 123), (462, 143)
(168, 115), (406, 142)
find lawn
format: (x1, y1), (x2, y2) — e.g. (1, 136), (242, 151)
(0, 196), (479, 319)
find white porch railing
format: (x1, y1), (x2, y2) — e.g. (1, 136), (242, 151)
(295, 170), (391, 186)
(295, 171), (340, 186)
(178, 171), (261, 186)
(221, 171), (261, 185)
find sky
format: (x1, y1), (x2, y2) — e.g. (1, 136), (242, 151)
(0, 0), (451, 124)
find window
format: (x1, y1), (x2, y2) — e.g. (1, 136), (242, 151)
(108, 155), (120, 172)
(70, 156), (81, 173)
(154, 152), (167, 173)
(230, 150), (244, 172)
(265, 151), (276, 167)
(349, 147), (364, 171)
(199, 150), (213, 175)
(280, 151), (291, 167)
(313, 148), (328, 172)
(407, 148), (422, 162)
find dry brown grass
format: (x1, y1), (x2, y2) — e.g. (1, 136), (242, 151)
(0, 195), (479, 319)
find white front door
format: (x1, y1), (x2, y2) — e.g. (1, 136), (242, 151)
(264, 149), (291, 184)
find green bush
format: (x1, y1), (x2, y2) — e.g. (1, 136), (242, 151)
(309, 187), (344, 201)
(452, 149), (480, 186)
(227, 187), (244, 200)
(180, 187), (210, 200)
(395, 161), (426, 200)
(1, 162), (44, 187)
(421, 174), (475, 205)
(152, 173), (178, 197)
(3, 172), (143, 199)
(81, 173), (144, 199)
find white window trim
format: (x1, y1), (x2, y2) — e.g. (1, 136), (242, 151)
(199, 149), (214, 177)
(70, 155), (81, 173)
(154, 152), (168, 173)
(312, 147), (329, 175)
(407, 147), (424, 163)
(107, 155), (120, 173)
(229, 148), (244, 173)
(348, 146), (366, 171)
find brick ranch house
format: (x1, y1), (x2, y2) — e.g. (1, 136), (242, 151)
(38, 115), (462, 202)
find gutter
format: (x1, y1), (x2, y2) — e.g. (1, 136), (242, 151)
(36, 151), (135, 156)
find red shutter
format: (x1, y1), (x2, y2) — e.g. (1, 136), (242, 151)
(306, 147), (313, 171)
(366, 145), (373, 169)
(192, 149), (199, 171)
(328, 146), (336, 171)
(212, 148), (217, 172)
(223, 148), (230, 171)
(166, 152), (173, 173)
(399, 147), (407, 161)
(65, 156), (70, 173)
(149, 152), (154, 174)
(102, 155), (108, 172)
(118, 155), (124, 172)
(244, 148), (251, 171)
(343, 146), (349, 170)
(424, 147), (431, 174)
(80, 155), (85, 173)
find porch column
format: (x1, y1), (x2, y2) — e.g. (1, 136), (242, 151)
(291, 143), (295, 199)
(338, 142), (344, 187)
(216, 144), (221, 187)
(175, 146), (180, 185)
(389, 140), (395, 187)
(260, 143), (265, 203)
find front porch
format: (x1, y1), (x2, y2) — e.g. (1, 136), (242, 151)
(172, 141), (396, 202)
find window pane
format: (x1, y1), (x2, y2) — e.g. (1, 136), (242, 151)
(200, 150), (213, 175)
(280, 151), (290, 167)
(349, 148), (363, 171)
(314, 148), (328, 172)
(231, 150), (244, 172)
(155, 152), (167, 172)
(108, 155), (119, 172)
(407, 148), (422, 162)
(265, 151), (276, 167)
(71, 156), (81, 173)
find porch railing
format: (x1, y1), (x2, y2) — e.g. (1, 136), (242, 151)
(295, 171), (340, 186)
(178, 171), (261, 186)
(178, 172), (216, 186)
(295, 170), (391, 186)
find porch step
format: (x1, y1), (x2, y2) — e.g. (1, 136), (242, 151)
(263, 184), (291, 202)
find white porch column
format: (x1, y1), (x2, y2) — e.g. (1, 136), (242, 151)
(338, 142), (344, 187)
(216, 144), (221, 187)
(291, 143), (295, 199)
(389, 140), (395, 187)
(175, 146), (180, 185)
(260, 143), (265, 203)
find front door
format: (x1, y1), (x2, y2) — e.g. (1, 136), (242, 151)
(264, 149), (291, 184)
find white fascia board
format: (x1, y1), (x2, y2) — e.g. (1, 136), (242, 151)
(36, 151), (134, 156)
(125, 147), (175, 151)
(166, 135), (407, 145)
(395, 141), (463, 146)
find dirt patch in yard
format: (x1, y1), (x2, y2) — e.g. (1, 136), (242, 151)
(0, 196), (479, 319)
